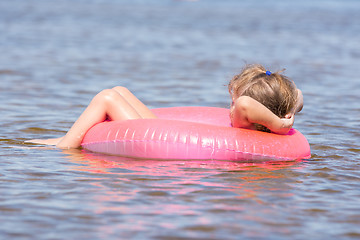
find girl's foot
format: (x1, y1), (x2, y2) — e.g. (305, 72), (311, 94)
(25, 137), (63, 146)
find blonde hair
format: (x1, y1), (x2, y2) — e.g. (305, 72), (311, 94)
(228, 64), (298, 132)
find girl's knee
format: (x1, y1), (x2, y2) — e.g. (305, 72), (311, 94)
(112, 86), (131, 95)
(97, 89), (120, 103)
(112, 86), (127, 92)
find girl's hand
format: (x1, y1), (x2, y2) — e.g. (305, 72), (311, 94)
(281, 114), (295, 133)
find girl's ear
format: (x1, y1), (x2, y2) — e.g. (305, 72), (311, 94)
(284, 113), (293, 119)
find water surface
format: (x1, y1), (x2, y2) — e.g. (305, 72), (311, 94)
(1, 0), (360, 239)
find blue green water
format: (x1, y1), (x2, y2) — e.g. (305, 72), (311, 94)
(1, 0), (360, 239)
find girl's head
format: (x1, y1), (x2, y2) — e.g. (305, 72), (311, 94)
(228, 64), (298, 118)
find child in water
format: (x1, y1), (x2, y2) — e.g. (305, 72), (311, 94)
(29, 64), (303, 149)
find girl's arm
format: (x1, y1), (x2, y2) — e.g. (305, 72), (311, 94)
(231, 96), (294, 134)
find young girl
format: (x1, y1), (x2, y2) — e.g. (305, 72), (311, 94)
(29, 64), (303, 149)
(228, 64), (303, 134)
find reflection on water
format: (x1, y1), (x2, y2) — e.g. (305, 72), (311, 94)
(59, 149), (306, 239)
(1, 0), (360, 239)
(65, 148), (303, 204)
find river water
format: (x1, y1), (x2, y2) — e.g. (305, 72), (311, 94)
(1, 0), (360, 239)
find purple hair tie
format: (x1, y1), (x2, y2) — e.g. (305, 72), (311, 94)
(266, 71), (272, 76)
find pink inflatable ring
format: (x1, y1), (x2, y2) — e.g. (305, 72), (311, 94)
(81, 107), (311, 161)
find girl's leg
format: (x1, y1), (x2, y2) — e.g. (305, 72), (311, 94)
(112, 86), (157, 119)
(29, 88), (145, 149)
(57, 88), (144, 148)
